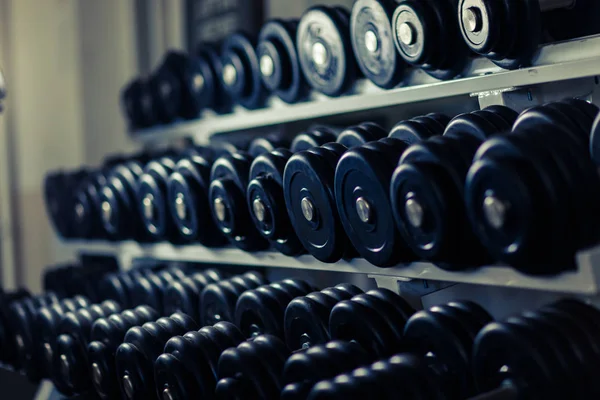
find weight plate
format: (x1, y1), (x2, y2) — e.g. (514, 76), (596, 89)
(220, 33), (267, 110)
(297, 6), (358, 97)
(351, 0), (405, 88)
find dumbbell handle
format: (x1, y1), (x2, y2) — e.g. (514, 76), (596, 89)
(468, 385), (519, 400)
(539, 0), (575, 12)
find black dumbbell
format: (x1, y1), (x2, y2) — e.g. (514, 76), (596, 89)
(220, 32), (268, 110)
(115, 313), (198, 400)
(137, 155), (190, 243)
(131, 267), (188, 314)
(473, 299), (600, 400)
(71, 156), (129, 240)
(148, 54), (183, 125)
(87, 306), (159, 399)
(42, 264), (78, 299)
(99, 160), (148, 241)
(208, 151), (272, 251)
(283, 143), (353, 263)
(200, 271), (268, 327)
(257, 19), (310, 103)
(284, 284), (363, 351)
(43, 262), (119, 303)
(390, 106), (517, 267)
(235, 279), (314, 339)
(30, 296), (91, 381)
(307, 353), (447, 399)
(391, 0), (470, 80)
(53, 301), (122, 395)
(457, 0), (599, 69)
(7, 294), (74, 375)
(247, 128), (343, 256)
(44, 169), (89, 239)
(465, 100), (600, 273)
(329, 288), (414, 358)
(195, 44), (234, 115)
(100, 269), (156, 309)
(215, 334), (290, 399)
(312, 300), (492, 399)
(248, 135), (291, 158)
(0, 288), (30, 365)
(163, 269), (225, 323)
(297, 6), (360, 97)
(166, 146), (229, 246)
(281, 341), (371, 400)
(121, 78), (157, 129)
(350, 0), (406, 88)
(154, 322), (246, 400)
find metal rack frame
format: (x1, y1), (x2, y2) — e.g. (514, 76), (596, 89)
(41, 33), (600, 400)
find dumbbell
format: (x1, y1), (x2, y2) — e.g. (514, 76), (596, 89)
(283, 284), (363, 351)
(9, 295), (86, 379)
(457, 0), (599, 69)
(390, 0), (470, 80)
(194, 44), (234, 115)
(314, 300), (492, 399)
(307, 353), (447, 399)
(154, 321), (246, 400)
(0, 288), (30, 365)
(350, 0), (406, 88)
(131, 267), (188, 315)
(215, 334), (290, 399)
(99, 160), (149, 241)
(30, 296), (91, 381)
(147, 53), (185, 125)
(235, 279), (314, 339)
(328, 288), (415, 358)
(333, 112), (457, 267)
(199, 271), (268, 327)
(208, 148), (278, 251)
(247, 129), (341, 256)
(71, 155), (130, 240)
(166, 146), (231, 246)
(281, 341), (371, 400)
(465, 100), (600, 273)
(284, 124), (387, 263)
(472, 298), (600, 400)
(53, 301), (122, 395)
(220, 32), (268, 110)
(137, 153), (193, 243)
(87, 306), (159, 399)
(257, 19), (310, 103)
(44, 169), (89, 239)
(121, 78), (156, 130)
(390, 106), (517, 267)
(115, 312), (198, 400)
(297, 6), (360, 97)
(100, 269), (155, 309)
(163, 269), (225, 323)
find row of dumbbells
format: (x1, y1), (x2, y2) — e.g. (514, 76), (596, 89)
(3, 263), (599, 399)
(47, 100), (600, 274)
(121, 0), (600, 129)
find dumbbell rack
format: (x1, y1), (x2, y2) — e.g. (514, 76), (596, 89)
(38, 34), (600, 400)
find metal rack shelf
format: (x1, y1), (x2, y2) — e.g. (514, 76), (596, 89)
(132, 35), (600, 143)
(62, 241), (600, 295)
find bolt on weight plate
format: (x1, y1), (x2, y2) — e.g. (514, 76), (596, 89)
(351, 0), (406, 88)
(220, 33), (268, 110)
(297, 6), (359, 97)
(392, 0), (471, 80)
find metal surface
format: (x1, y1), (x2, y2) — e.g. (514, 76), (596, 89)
(130, 35), (600, 144)
(61, 240), (600, 294)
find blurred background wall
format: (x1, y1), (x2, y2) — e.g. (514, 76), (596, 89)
(0, 0), (354, 292)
